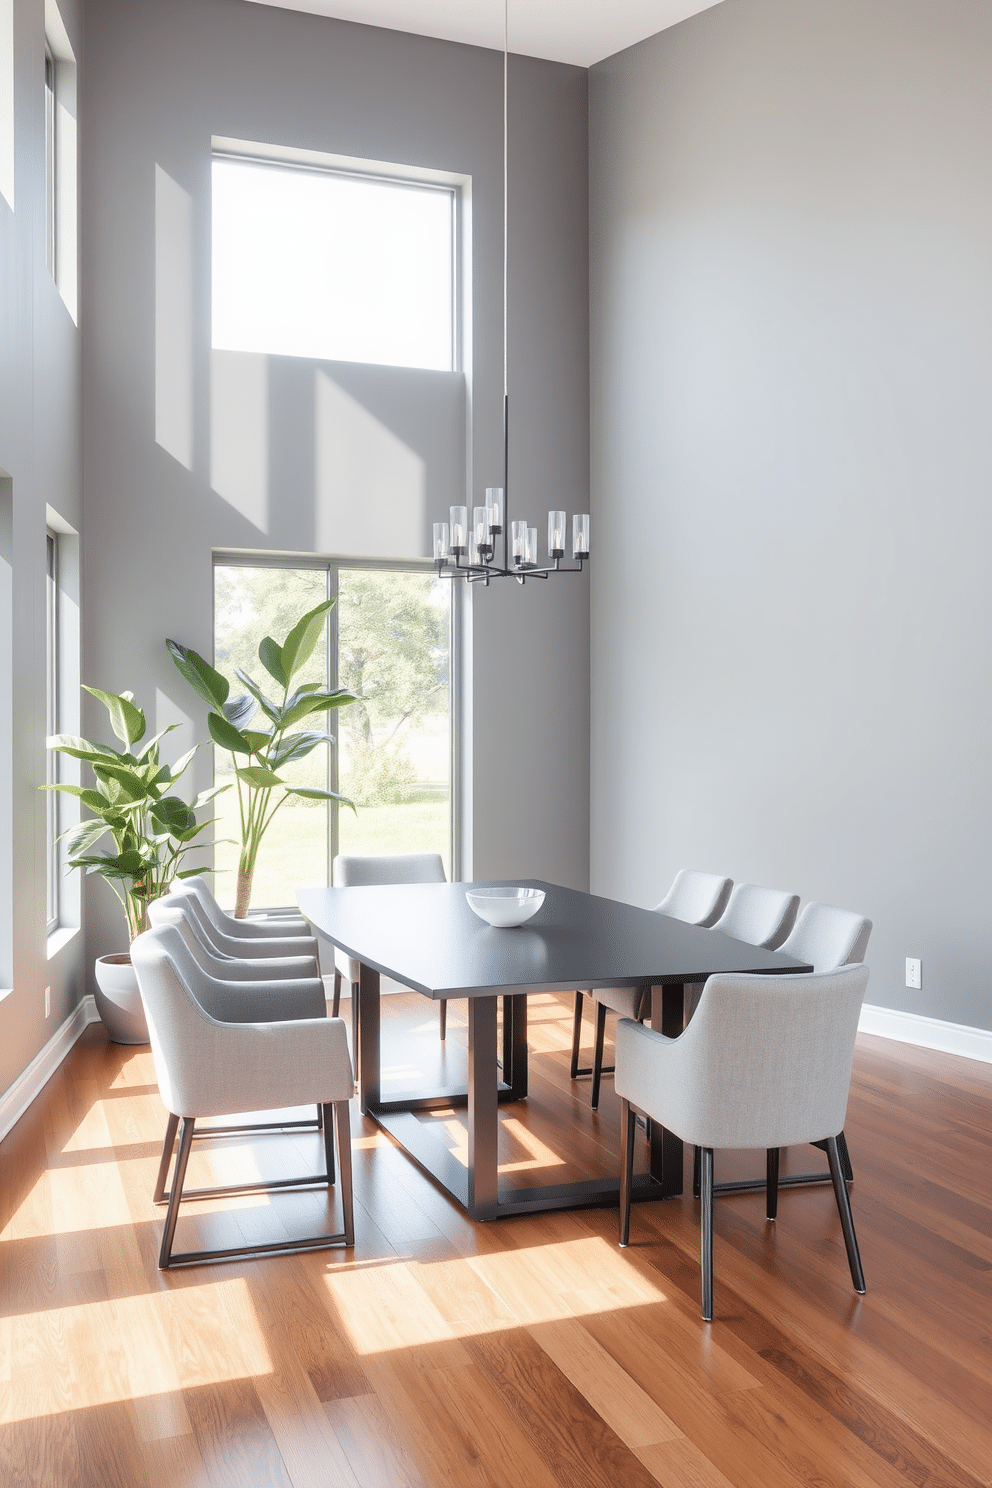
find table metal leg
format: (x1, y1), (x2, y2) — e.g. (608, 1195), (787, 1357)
(468, 995), (499, 1220)
(358, 962), (380, 1115)
(502, 994), (528, 1099)
(649, 983), (685, 1198)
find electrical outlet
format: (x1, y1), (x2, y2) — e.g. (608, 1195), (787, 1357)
(45, 985), (51, 1018)
(905, 958), (922, 990)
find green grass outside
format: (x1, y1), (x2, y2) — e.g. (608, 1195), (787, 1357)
(212, 796), (451, 913)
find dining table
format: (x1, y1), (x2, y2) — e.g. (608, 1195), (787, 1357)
(298, 879), (812, 1221)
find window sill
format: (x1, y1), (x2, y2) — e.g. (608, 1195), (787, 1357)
(46, 925), (80, 960)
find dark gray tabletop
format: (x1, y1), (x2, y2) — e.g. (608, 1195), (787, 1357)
(298, 880), (810, 998)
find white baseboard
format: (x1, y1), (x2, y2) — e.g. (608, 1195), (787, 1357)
(859, 1002), (992, 1064)
(0, 995), (99, 1144)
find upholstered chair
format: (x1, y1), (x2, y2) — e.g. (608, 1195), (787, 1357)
(182, 874), (312, 938)
(153, 887), (320, 964)
(570, 870), (734, 1109)
(131, 925), (354, 1268)
(331, 853), (448, 1047)
(615, 963), (870, 1320)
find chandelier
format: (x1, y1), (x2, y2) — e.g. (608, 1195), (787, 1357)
(431, 4), (590, 587)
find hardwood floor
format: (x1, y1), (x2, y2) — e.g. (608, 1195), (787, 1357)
(1, 990), (989, 1487)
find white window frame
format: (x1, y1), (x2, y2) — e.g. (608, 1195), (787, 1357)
(45, 512), (80, 951)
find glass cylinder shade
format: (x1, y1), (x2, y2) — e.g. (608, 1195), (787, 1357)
(467, 530), (480, 566)
(573, 513), (590, 559)
(433, 522), (450, 561)
(548, 510), (566, 557)
(525, 527), (538, 567)
(473, 506), (489, 546)
(450, 505), (468, 552)
(486, 487), (503, 531)
(511, 520), (528, 562)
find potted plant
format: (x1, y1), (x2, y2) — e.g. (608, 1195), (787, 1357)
(167, 597), (358, 917)
(46, 686), (224, 1043)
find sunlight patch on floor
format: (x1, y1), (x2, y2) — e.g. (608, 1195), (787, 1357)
(0, 1279), (272, 1423)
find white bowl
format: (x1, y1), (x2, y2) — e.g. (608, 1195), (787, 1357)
(466, 887), (546, 928)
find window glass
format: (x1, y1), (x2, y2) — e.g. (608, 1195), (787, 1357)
(212, 562), (452, 910)
(211, 157), (454, 371)
(46, 532), (59, 930)
(44, 49), (55, 274)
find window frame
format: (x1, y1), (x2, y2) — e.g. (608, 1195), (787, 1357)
(212, 552), (461, 907)
(44, 45), (56, 276)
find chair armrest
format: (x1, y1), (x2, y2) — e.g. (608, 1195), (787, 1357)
(210, 927), (320, 960)
(238, 913), (312, 938)
(192, 977), (327, 1025)
(168, 1014), (354, 1117)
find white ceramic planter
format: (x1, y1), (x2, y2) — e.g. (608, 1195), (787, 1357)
(94, 953), (149, 1045)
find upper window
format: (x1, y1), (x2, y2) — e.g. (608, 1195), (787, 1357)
(211, 155), (455, 372)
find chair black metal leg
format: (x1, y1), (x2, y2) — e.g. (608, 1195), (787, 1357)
(618, 1098), (636, 1247)
(439, 1000), (447, 1041)
(836, 1128), (854, 1183)
(693, 1144), (701, 1200)
(766, 1147), (780, 1220)
(331, 968), (342, 1018)
(335, 1099), (355, 1246)
(826, 1134), (866, 1293)
(591, 1001), (608, 1110)
(569, 991), (584, 1079)
(322, 1101), (335, 1185)
(700, 1146), (714, 1322)
(154, 1113), (179, 1204)
(159, 1116), (195, 1269)
(351, 981), (359, 1069)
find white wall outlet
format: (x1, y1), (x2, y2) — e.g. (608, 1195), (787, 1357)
(44, 985), (51, 1018)
(905, 958), (922, 990)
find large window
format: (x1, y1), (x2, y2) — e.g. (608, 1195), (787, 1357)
(212, 154), (455, 371)
(213, 561), (452, 910)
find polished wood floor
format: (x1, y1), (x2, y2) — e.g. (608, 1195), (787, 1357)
(1, 989), (989, 1487)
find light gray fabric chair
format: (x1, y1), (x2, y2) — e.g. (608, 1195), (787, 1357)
(332, 853), (448, 1047)
(131, 925), (354, 1268)
(149, 895), (319, 982)
(154, 888), (320, 965)
(615, 964), (869, 1320)
(182, 875), (312, 939)
(711, 881), (799, 950)
(570, 870), (734, 1110)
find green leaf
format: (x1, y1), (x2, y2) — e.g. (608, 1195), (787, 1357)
(149, 796), (197, 835)
(258, 635), (288, 688)
(82, 686), (146, 747)
(208, 712), (252, 755)
(92, 761), (148, 802)
(168, 746), (198, 782)
(234, 669), (280, 724)
(166, 640), (230, 710)
(48, 734), (124, 764)
(42, 783), (109, 814)
(64, 818), (112, 857)
(236, 765), (284, 789)
(280, 689), (358, 730)
(285, 787), (355, 807)
(223, 693), (257, 731)
(280, 599), (334, 683)
(269, 731), (332, 769)
(242, 729), (273, 753)
(192, 784), (229, 810)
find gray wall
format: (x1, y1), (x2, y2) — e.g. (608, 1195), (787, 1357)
(589, 0), (992, 1029)
(0, 0), (85, 1102)
(81, 0), (590, 969)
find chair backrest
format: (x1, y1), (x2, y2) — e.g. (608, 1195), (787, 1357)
(333, 853), (447, 888)
(616, 963), (869, 1151)
(654, 870), (732, 928)
(131, 926), (220, 1116)
(778, 902), (872, 972)
(150, 891), (233, 958)
(712, 882), (799, 950)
